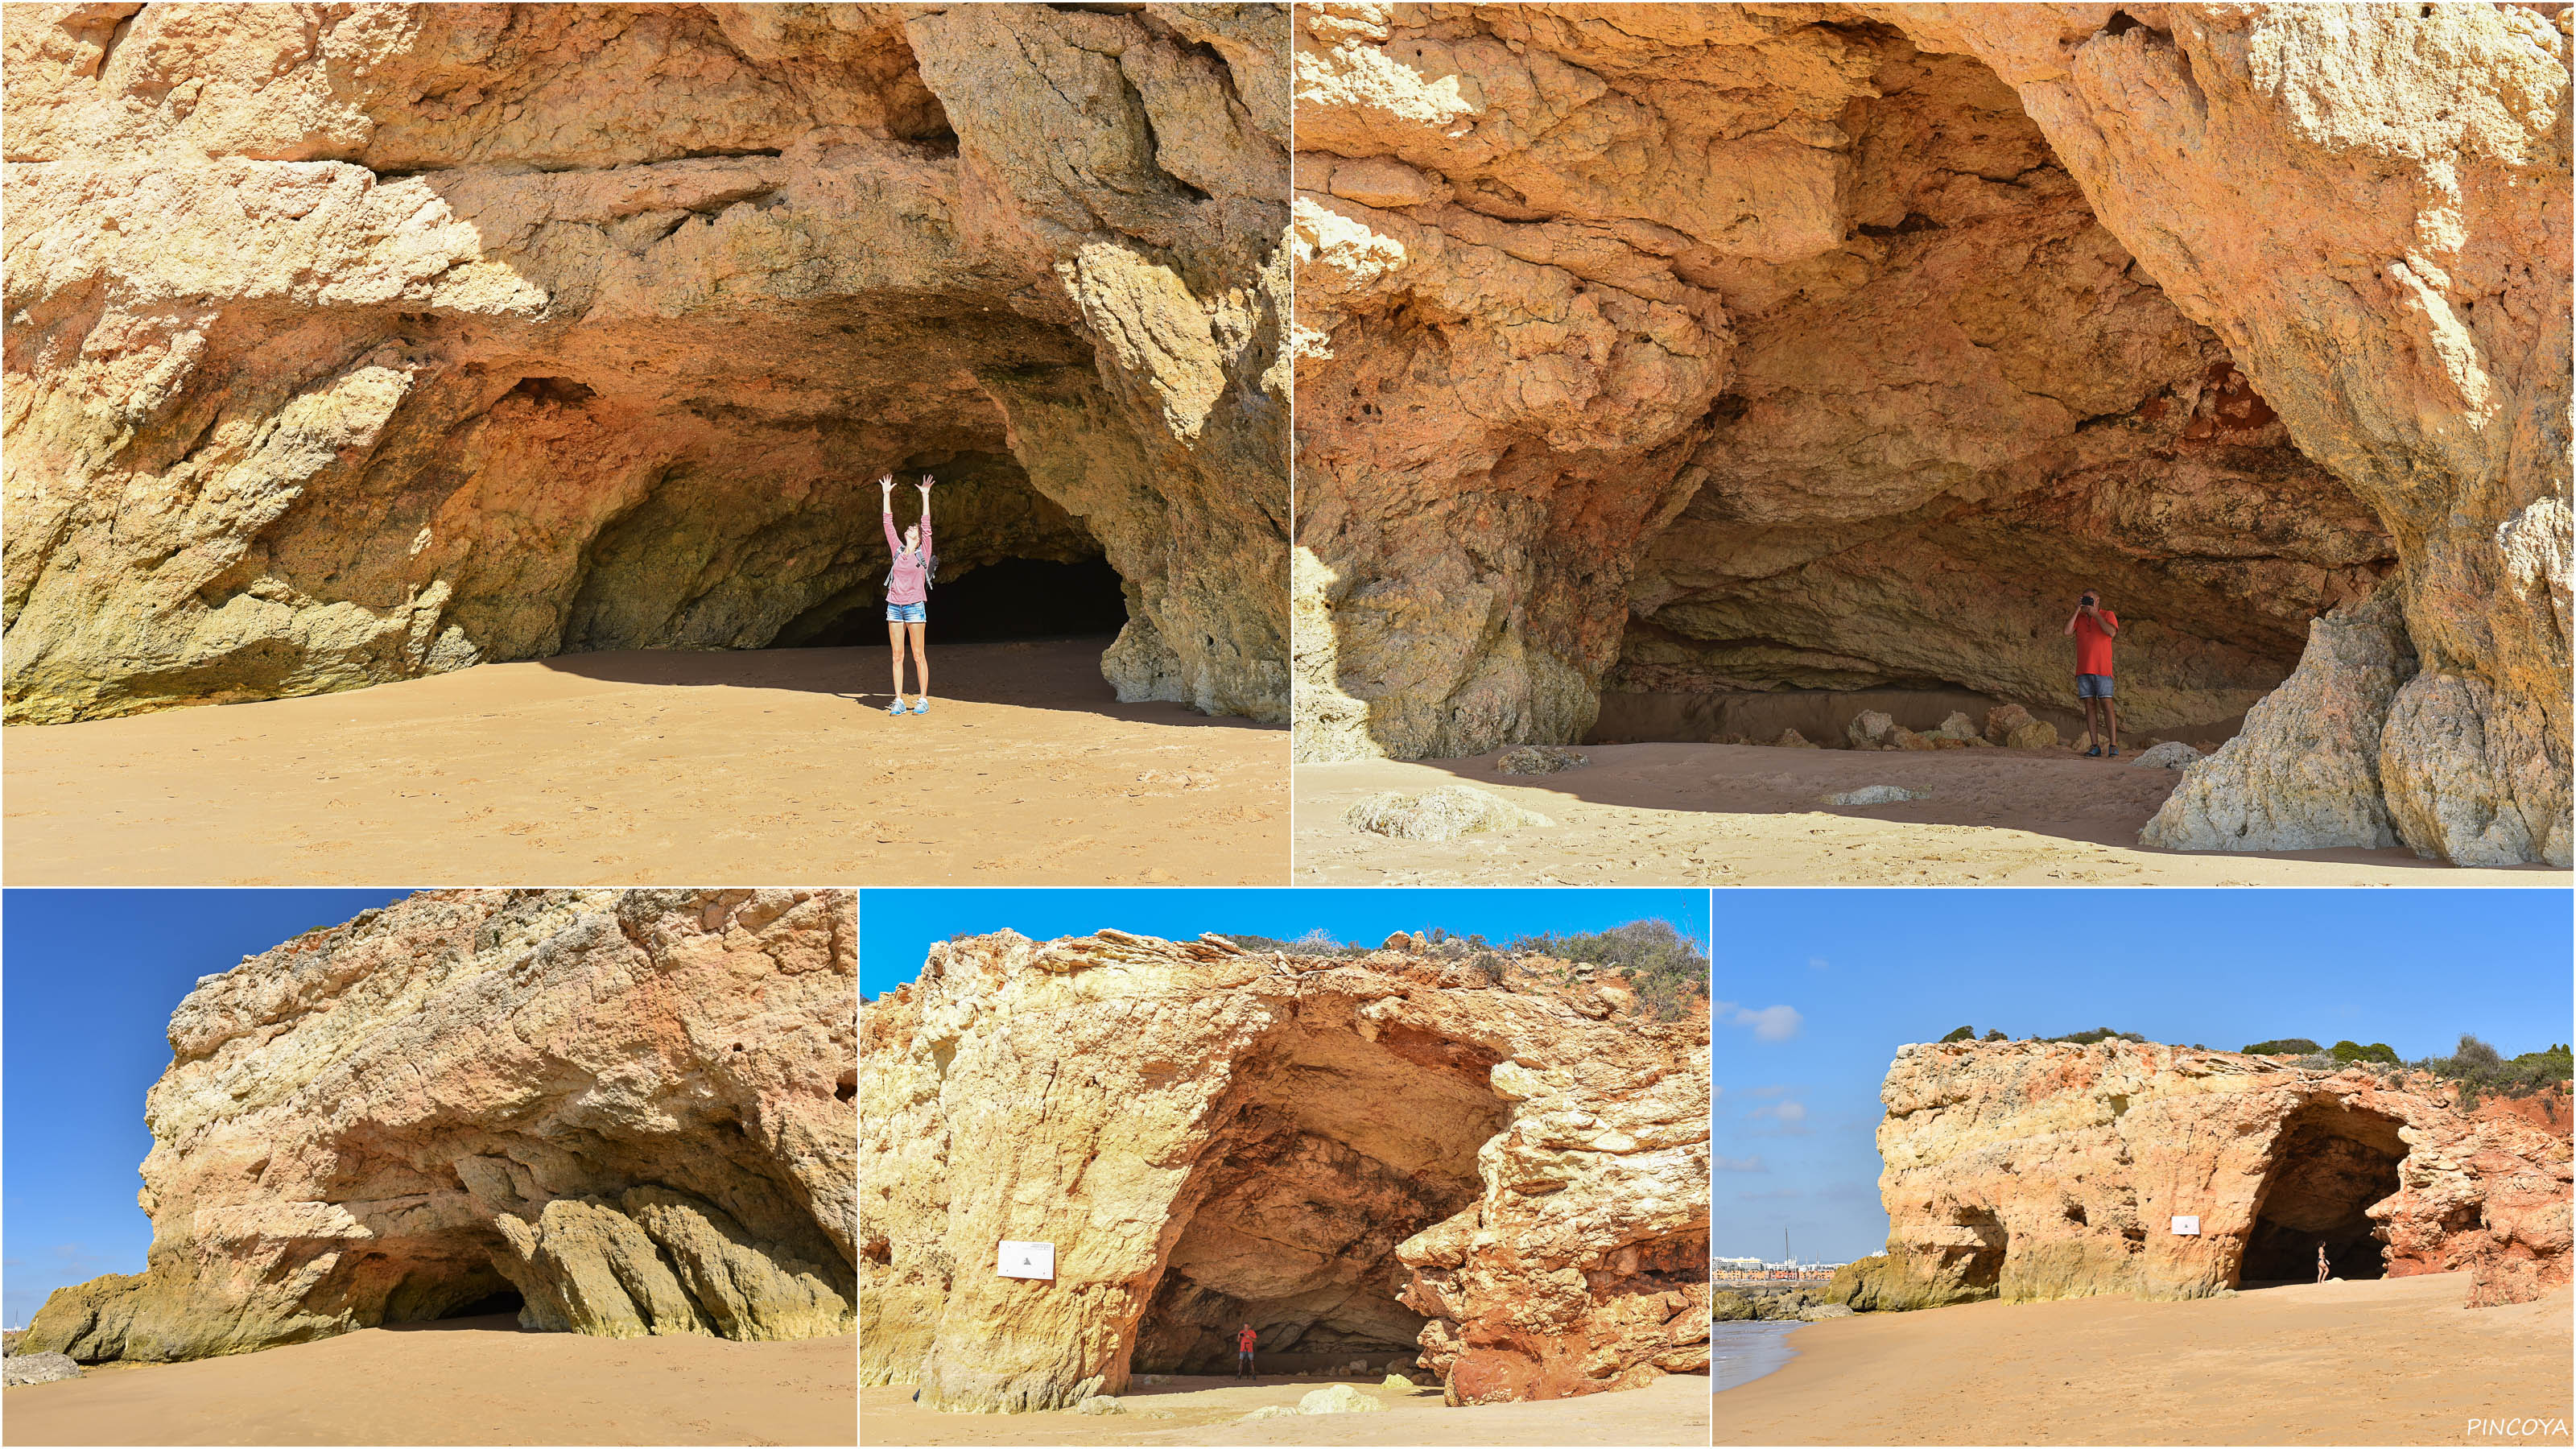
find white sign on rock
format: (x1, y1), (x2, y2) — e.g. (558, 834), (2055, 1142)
(2171, 1216), (2201, 1236)
(998, 1240), (1055, 1280)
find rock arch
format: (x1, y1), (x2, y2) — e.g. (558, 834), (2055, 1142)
(2236, 1100), (2410, 1285)
(860, 930), (1711, 1410)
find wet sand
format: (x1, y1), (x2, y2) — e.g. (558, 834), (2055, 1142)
(1294, 745), (2571, 887)
(861, 1372), (1707, 1446)
(1, 1319), (855, 1446)
(1714, 1275), (2573, 1446)
(5, 640), (1286, 886)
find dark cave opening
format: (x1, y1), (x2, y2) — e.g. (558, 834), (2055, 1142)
(2237, 1103), (2407, 1286)
(1128, 1019), (1510, 1378)
(927, 557), (1128, 645)
(776, 556), (1128, 647)
(438, 1288), (526, 1319)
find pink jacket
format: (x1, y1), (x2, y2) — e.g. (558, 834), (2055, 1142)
(884, 509), (932, 605)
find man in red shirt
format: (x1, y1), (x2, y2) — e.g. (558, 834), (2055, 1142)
(1235, 1323), (1258, 1379)
(2064, 588), (2120, 757)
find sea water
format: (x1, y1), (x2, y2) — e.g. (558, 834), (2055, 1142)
(1711, 1319), (1802, 1392)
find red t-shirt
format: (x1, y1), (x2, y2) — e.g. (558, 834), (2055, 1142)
(2075, 610), (2119, 675)
(1236, 1328), (1257, 1352)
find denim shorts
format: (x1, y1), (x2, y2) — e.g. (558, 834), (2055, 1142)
(2076, 672), (2114, 699)
(886, 601), (927, 624)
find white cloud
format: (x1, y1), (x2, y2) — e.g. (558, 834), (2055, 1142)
(1748, 1100), (1810, 1133)
(1714, 1155), (1767, 1172)
(1807, 956), (1830, 971)
(1716, 1001), (1804, 1041)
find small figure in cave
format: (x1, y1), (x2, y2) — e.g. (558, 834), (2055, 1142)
(2317, 1241), (2331, 1283)
(2064, 588), (2120, 757)
(882, 473), (936, 715)
(1235, 1323), (1258, 1380)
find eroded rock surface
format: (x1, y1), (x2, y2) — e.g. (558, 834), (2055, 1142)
(861, 929), (1709, 1410)
(3, 2), (1286, 724)
(1831, 1039), (2571, 1314)
(1290, 2), (2569, 865)
(23, 888), (856, 1362)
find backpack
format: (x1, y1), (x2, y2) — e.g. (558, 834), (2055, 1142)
(885, 549), (936, 593)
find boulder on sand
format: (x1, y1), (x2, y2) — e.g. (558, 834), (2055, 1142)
(1497, 745), (1589, 775)
(1773, 728), (1819, 749)
(1847, 711), (1897, 749)
(2132, 741), (2202, 770)
(2, 1353), (82, 1385)
(1342, 786), (1553, 841)
(1298, 1384), (1386, 1414)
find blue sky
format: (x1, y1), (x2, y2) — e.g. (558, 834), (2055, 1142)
(1711, 890), (2576, 1265)
(2, 889), (410, 1329)
(861, 889), (1711, 997)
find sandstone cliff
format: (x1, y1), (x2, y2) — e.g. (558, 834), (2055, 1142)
(861, 929), (1709, 1410)
(1831, 1039), (2571, 1315)
(3, 2), (1286, 724)
(23, 888), (857, 1362)
(1290, 2), (2569, 865)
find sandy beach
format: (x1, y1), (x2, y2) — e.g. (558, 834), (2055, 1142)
(4, 639), (1286, 886)
(861, 1372), (1708, 1446)
(1294, 745), (2571, 886)
(1713, 1274), (2573, 1446)
(1, 1319), (855, 1447)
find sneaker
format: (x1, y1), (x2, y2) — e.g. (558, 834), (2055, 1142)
(910, 699), (931, 715)
(2108, 747), (2122, 757)
(888, 700), (907, 716)
(2084, 745), (2102, 758)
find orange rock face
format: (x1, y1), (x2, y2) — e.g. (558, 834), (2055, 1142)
(22, 889), (857, 1363)
(1290, 2), (2568, 865)
(3, 3), (1287, 724)
(1839, 1040), (2571, 1315)
(860, 930), (1710, 1410)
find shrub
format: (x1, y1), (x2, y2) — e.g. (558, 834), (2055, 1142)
(2330, 1040), (2401, 1066)
(2409, 1035), (2574, 1108)
(1507, 919), (1709, 1021)
(2043, 1027), (2145, 1046)
(1939, 1026), (1975, 1043)
(2242, 1038), (2322, 1056)
(1981, 1029), (2007, 1042)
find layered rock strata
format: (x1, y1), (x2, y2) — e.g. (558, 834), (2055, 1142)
(3, 2), (1287, 724)
(1290, 2), (2569, 865)
(23, 888), (857, 1362)
(1832, 1039), (2571, 1315)
(861, 929), (1710, 1410)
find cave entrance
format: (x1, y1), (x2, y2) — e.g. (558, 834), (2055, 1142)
(1593, 30), (2391, 754)
(439, 1288), (525, 1320)
(568, 440), (1124, 658)
(1129, 1012), (1511, 1377)
(381, 1257), (526, 1327)
(2235, 1102), (2408, 1287)
(775, 555), (1128, 647)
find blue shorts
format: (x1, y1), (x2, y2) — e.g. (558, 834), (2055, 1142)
(886, 601), (927, 624)
(2076, 673), (2114, 699)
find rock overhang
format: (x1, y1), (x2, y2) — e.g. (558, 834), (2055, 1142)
(860, 927), (1711, 1410)
(4, 2), (1289, 724)
(23, 887), (859, 1364)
